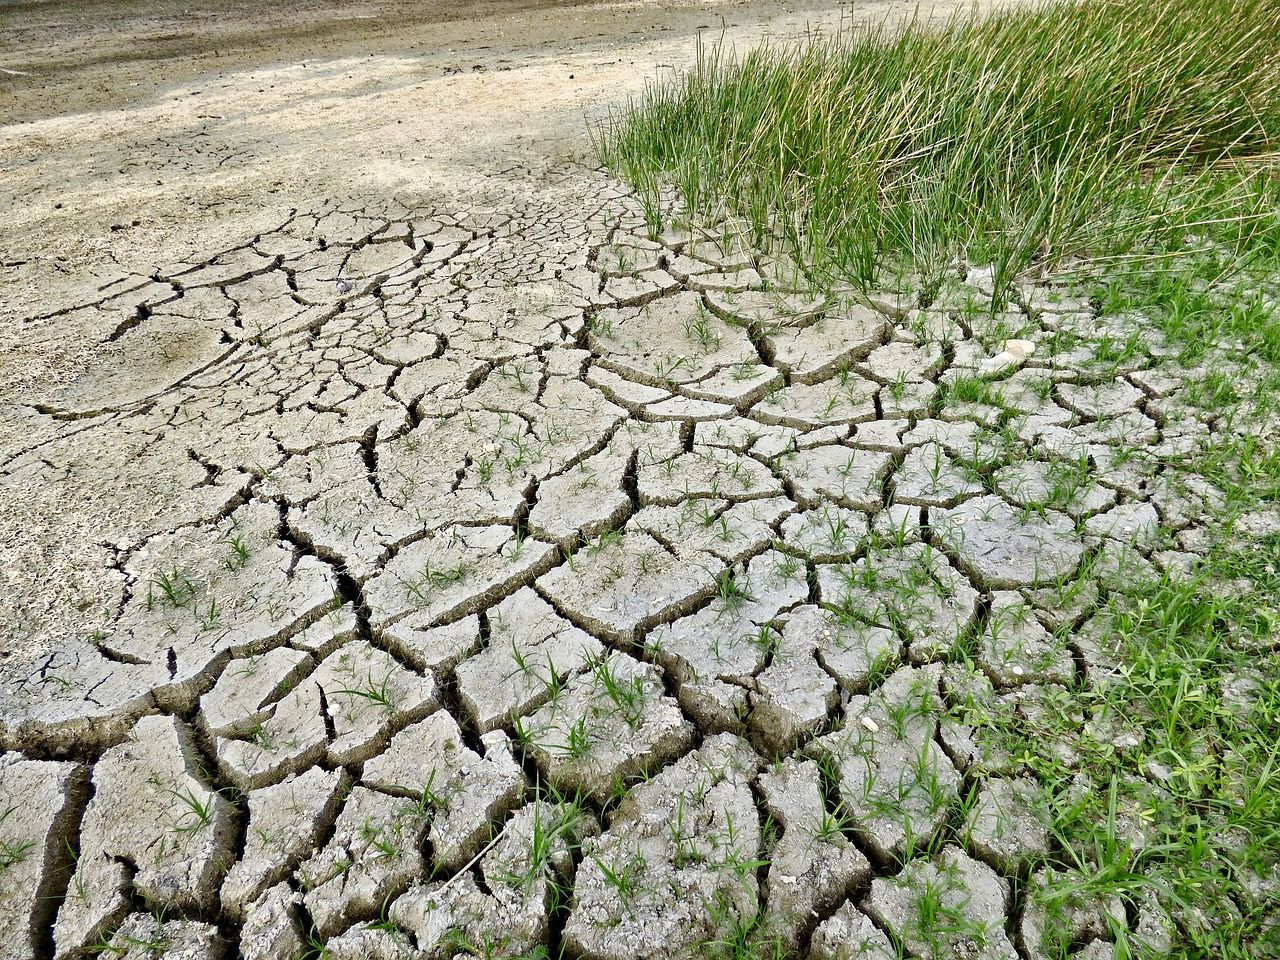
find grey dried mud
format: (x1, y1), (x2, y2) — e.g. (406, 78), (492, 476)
(0, 166), (1226, 959)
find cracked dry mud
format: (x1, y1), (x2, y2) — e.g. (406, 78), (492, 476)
(0, 156), (1226, 959)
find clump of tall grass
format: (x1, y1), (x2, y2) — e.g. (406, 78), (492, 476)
(598, 0), (1280, 293)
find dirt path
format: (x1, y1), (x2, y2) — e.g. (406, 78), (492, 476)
(1, 0), (837, 125)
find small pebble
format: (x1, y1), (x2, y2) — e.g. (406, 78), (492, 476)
(1005, 338), (1036, 358)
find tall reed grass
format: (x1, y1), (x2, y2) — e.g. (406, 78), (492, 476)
(598, 0), (1280, 292)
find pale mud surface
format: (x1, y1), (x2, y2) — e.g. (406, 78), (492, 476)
(0, 0), (1214, 958)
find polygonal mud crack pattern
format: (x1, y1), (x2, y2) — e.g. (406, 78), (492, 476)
(563, 734), (761, 960)
(0, 169), (1224, 958)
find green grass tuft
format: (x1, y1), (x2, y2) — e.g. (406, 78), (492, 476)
(598, 0), (1280, 294)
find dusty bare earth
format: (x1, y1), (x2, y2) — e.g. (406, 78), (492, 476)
(0, 1), (1206, 958)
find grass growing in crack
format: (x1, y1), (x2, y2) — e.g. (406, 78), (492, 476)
(439, 927), (532, 960)
(298, 927), (331, 960)
(500, 788), (592, 893)
(699, 889), (787, 960)
(401, 560), (469, 606)
(809, 804), (852, 845)
(714, 568), (754, 613)
(598, 0), (1280, 298)
(408, 768), (447, 816)
(91, 910), (170, 956)
(365, 895), (414, 943)
(911, 872), (991, 953)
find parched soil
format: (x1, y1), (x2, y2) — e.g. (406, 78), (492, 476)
(0, 1), (1229, 958)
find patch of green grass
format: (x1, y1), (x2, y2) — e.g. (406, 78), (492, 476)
(599, 0), (1280, 295)
(1091, 256), (1280, 365)
(964, 540), (1280, 956)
